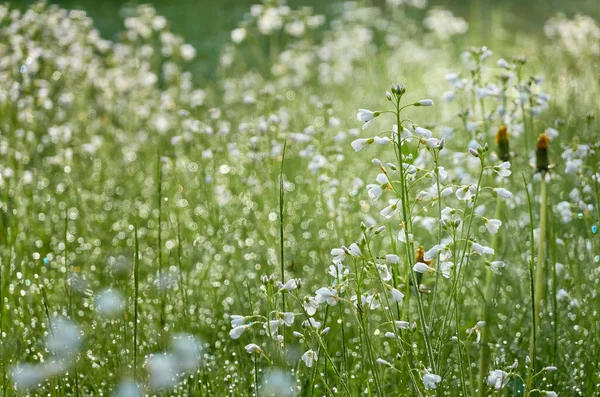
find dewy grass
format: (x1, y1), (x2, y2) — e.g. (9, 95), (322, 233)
(1, 0), (598, 395)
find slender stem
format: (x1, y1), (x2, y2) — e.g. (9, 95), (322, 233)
(478, 191), (503, 395)
(133, 223), (140, 380)
(279, 141), (287, 351)
(523, 175), (538, 394)
(534, 178), (547, 334)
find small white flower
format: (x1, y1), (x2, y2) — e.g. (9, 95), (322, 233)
(415, 127), (432, 139)
(245, 344), (262, 354)
(367, 184), (383, 201)
(376, 358), (391, 366)
(351, 138), (374, 152)
(381, 201), (399, 218)
(301, 349), (318, 367)
(472, 243), (494, 255)
(356, 109), (377, 129)
(373, 136), (391, 145)
(494, 162), (512, 177)
(494, 187), (513, 199)
(413, 262), (436, 274)
(545, 391), (558, 397)
(377, 264), (393, 281)
(362, 293), (381, 310)
(489, 261), (505, 275)
(280, 279), (298, 291)
(328, 263), (348, 279)
(315, 288), (339, 306)
(417, 99), (434, 106)
(485, 219), (502, 234)
(423, 371), (441, 389)
(229, 325), (250, 340)
(440, 261), (454, 278)
(394, 320), (410, 329)
(230, 315), (246, 328)
(391, 288), (405, 302)
(487, 369), (509, 390)
(349, 243), (362, 257)
(385, 331), (396, 338)
(424, 244), (444, 261)
(331, 248), (345, 263)
(303, 297), (319, 316)
(231, 28), (247, 43)
(456, 185), (476, 201)
(281, 312), (295, 326)
(375, 173), (389, 184)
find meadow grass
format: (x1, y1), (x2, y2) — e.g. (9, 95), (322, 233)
(1, 1), (599, 396)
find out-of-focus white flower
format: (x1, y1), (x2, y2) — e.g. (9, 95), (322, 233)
(423, 370), (441, 389)
(494, 188), (513, 199)
(489, 261), (506, 275)
(413, 262), (435, 274)
(95, 289), (125, 318)
(231, 28), (247, 43)
(391, 288), (405, 302)
(301, 349), (318, 367)
(315, 287), (339, 306)
(485, 219), (502, 234)
(229, 324), (250, 339)
(170, 334), (202, 372)
(472, 243), (494, 255)
(147, 353), (178, 390)
(245, 343), (262, 354)
(487, 369), (509, 390)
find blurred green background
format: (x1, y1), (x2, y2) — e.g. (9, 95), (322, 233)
(11, 0), (600, 79)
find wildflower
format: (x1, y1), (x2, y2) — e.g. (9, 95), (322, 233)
(440, 261), (454, 278)
(487, 369), (509, 390)
(415, 127), (432, 139)
(494, 187), (513, 199)
(390, 288), (405, 302)
(374, 136), (391, 145)
(472, 243), (494, 255)
(303, 296), (319, 316)
(495, 126), (510, 161)
(544, 366), (558, 372)
(376, 358), (391, 366)
(362, 292), (381, 310)
(494, 162), (512, 177)
(424, 244), (444, 261)
(456, 185), (476, 201)
(386, 254), (400, 264)
(280, 279), (299, 292)
(229, 324), (250, 340)
(367, 184), (383, 200)
(536, 133), (550, 173)
(423, 371), (442, 389)
(415, 99), (434, 106)
(315, 287), (339, 306)
(301, 350), (318, 367)
(377, 264), (393, 281)
(394, 321), (410, 329)
(489, 261), (506, 275)
(281, 312), (295, 327)
(545, 392), (558, 397)
(484, 219), (502, 234)
(413, 262), (436, 274)
(381, 201), (399, 218)
(245, 344), (262, 354)
(356, 109), (378, 129)
(385, 331), (396, 338)
(330, 248), (345, 263)
(349, 243), (362, 257)
(351, 138), (374, 152)
(231, 28), (247, 43)
(328, 263), (349, 279)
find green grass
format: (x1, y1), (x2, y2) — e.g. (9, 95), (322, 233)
(1, 0), (599, 396)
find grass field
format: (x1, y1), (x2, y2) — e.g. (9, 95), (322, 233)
(1, 0), (600, 396)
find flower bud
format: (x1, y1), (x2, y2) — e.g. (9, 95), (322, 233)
(495, 126), (510, 161)
(469, 147), (479, 158)
(536, 133), (550, 174)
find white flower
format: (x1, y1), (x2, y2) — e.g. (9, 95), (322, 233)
(415, 127), (432, 139)
(386, 254), (400, 264)
(423, 371), (441, 389)
(328, 263), (348, 279)
(385, 331), (396, 338)
(413, 262), (435, 274)
(265, 320), (280, 337)
(456, 185), (476, 201)
(373, 136), (391, 145)
(280, 279), (298, 291)
(377, 264), (392, 281)
(440, 261), (454, 278)
(281, 312), (295, 327)
(485, 219), (502, 234)
(361, 293), (381, 310)
(545, 392), (558, 397)
(367, 184), (383, 201)
(245, 344), (262, 354)
(351, 138), (374, 152)
(472, 243), (494, 255)
(376, 358), (391, 366)
(394, 320), (410, 329)
(301, 350), (318, 367)
(417, 99), (434, 106)
(381, 201), (399, 218)
(349, 243), (362, 257)
(331, 248), (345, 263)
(230, 315), (246, 328)
(424, 244), (444, 261)
(231, 28), (247, 43)
(489, 261), (505, 275)
(229, 324), (250, 339)
(303, 297), (319, 316)
(494, 187), (513, 199)
(356, 109), (377, 129)
(494, 161), (512, 177)
(391, 288), (405, 302)
(487, 369), (509, 390)
(315, 288), (339, 306)
(375, 173), (389, 184)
